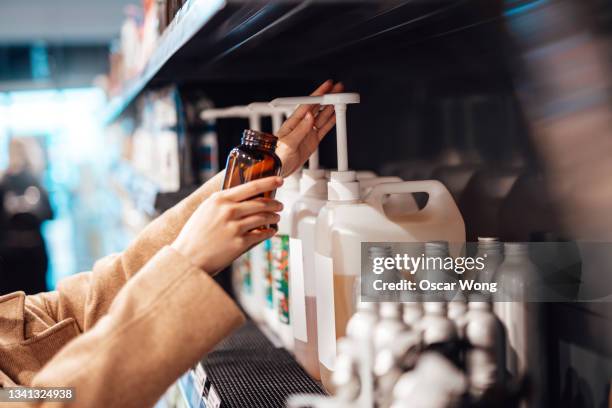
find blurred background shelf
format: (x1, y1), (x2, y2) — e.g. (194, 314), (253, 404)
(102, 0), (227, 124)
(102, 0), (483, 124)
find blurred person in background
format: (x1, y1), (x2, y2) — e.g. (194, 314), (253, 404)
(0, 138), (53, 295)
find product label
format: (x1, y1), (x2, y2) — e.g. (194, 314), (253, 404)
(249, 242), (266, 311)
(272, 234), (290, 324)
(207, 388), (221, 408)
(315, 253), (336, 370)
(264, 239), (274, 308)
(289, 238), (307, 342)
(237, 252), (252, 294)
(193, 364), (206, 397)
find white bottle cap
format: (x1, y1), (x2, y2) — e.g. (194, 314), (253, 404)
(379, 302), (402, 319)
(424, 301), (447, 315)
(300, 168), (327, 197)
(283, 171), (301, 191)
(328, 171), (359, 201)
(467, 301), (491, 311)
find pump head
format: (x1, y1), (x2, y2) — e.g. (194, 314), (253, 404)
(271, 93), (360, 173)
(272, 92), (361, 201)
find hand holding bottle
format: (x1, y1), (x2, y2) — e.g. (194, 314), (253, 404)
(171, 176), (284, 275)
(275, 80), (344, 177)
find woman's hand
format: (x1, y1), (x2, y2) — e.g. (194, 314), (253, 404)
(276, 80), (344, 177)
(171, 176), (284, 275)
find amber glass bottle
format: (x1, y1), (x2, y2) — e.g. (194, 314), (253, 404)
(222, 129), (282, 227)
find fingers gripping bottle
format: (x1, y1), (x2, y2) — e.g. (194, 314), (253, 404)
(201, 105), (273, 323)
(245, 103), (297, 340)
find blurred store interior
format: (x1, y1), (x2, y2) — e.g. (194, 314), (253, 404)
(1, 0), (612, 407)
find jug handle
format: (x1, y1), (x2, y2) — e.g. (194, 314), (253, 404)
(365, 180), (457, 220)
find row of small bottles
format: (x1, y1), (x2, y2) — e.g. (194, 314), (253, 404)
(288, 238), (546, 408)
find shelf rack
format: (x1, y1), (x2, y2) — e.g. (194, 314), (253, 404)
(102, 0), (479, 125)
(102, 0), (227, 124)
(177, 321), (325, 408)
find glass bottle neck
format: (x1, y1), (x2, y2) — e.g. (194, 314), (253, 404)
(241, 129), (277, 151)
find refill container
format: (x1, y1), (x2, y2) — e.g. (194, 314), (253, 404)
(287, 172), (416, 379)
(273, 93), (465, 392)
(285, 150), (326, 378)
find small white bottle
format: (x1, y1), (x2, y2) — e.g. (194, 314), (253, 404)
(494, 242), (547, 407)
(374, 302), (408, 408)
(374, 302), (407, 352)
(464, 301), (506, 398)
(419, 302), (458, 363)
(475, 237), (504, 284)
(391, 353), (467, 408)
(331, 338), (360, 403)
(447, 292), (468, 335)
(402, 300), (424, 330)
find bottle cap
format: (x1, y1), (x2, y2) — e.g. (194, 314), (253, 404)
(424, 301), (447, 315)
(379, 302), (403, 319)
(504, 242), (529, 256)
(328, 171), (359, 201)
(467, 301), (491, 311)
(300, 169), (327, 197)
(425, 241), (450, 257)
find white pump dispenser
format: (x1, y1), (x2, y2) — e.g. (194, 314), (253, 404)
(274, 93), (465, 392)
(273, 93), (362, 201)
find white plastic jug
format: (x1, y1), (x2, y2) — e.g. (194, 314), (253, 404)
(269, 172), (301, 349)
(290, 167), (327, 379)
(290, 172), (417, 380)
(315, 179), (465, 391)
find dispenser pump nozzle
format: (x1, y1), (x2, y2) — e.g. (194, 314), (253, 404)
(247, 102), (295, 134)
(271, 93), (360, 173)
(199, 105), (261, 130)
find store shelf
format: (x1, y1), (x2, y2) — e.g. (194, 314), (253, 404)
(111, 161), (198, 217)
(102, 0), (227, 124)
(102, 0), (479, 124)
(178, 321), (325, 408)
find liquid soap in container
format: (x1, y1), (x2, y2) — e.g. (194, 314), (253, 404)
(273, 93), (465, 392)
(288, 152), (327, 378)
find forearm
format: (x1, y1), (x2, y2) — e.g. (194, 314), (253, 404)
(26, 170), (227, 330)
(28, 246), (244, 408)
